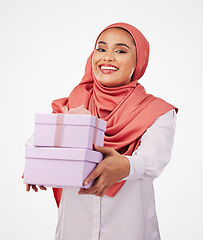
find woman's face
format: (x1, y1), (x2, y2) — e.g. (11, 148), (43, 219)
(92, 28), (137, 88)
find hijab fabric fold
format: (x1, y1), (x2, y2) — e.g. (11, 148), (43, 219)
(52, 23), (177, 207)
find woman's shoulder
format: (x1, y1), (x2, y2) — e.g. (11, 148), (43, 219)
(151, 109), (177, 129)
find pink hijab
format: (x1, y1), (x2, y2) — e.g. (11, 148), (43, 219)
(52, 23), (177, 207)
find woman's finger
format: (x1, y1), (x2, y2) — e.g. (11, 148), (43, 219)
(26, 184), (30, 191)
(62, 106), (69, 113)
(31, 185), (38, 192)
(79, 178), (101, 195)
(78, 186), (97, 195)
(93, 144), (114, 156)
(39, 186), (47, 190)
(83, 162), (103, 187)
(98, 185), (110, 197)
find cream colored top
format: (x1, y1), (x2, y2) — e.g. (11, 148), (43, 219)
(54, 109), (177, 240)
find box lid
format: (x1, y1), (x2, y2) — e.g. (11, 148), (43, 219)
(25, 147), (103, 163)
(35, 113), (106, 131)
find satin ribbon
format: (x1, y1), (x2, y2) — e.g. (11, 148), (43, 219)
(93, 117), (99, 146)
(54, 114), (65, 147)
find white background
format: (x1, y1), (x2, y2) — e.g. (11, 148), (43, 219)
(0, 0), (202, 239)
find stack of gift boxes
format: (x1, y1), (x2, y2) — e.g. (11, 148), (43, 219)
(24, 113), (106, 189)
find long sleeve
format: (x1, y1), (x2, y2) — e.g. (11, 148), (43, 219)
(25, 134), (34, 147)
(124, 109), (177, 181)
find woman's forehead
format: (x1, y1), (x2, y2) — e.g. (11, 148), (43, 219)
(97, 27), (135, 46)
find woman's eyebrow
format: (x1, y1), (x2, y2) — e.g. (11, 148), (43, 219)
(115, 43), (130, 49)
(97, 41), (130, 49)
(97, 41), (107, 45)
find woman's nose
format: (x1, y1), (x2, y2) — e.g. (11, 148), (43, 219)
(103, 51), (114, 61)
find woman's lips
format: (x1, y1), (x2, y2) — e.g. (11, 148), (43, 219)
(99, 64), (119, 74)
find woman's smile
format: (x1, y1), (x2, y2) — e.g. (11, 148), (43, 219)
(99, 64), (119, 73)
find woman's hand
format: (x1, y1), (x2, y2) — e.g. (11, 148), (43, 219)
(78, 144), (130, 197)
(25, 184), (47, 192)
(22, 173), (47, 192)
(62, 105), (91, 114)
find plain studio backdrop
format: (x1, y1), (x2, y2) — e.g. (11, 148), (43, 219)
(0, 0), (202, 239)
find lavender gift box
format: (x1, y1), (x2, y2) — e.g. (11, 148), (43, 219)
(33, 114), (106, 149)
(24, 147), (103, 188)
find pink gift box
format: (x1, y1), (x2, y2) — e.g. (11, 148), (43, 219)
(33, 114), (106, 149)
(24, 147), (103, 188)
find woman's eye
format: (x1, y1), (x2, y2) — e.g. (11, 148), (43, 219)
(116, 50), (126, 54)
(96, 48), (106, 52)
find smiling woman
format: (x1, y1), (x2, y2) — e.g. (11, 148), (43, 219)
(26, 22), (177, 240)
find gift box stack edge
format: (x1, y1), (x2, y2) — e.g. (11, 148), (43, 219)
(24, 114), (106, 189)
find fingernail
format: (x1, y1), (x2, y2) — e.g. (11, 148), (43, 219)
(84, 181), (89, 186)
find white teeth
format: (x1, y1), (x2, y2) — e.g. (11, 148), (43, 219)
(100, 66), (118, 71)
